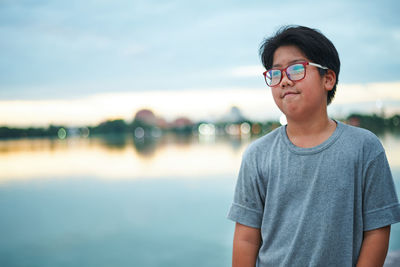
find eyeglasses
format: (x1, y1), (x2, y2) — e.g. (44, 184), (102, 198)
(263, 62), (328, 87)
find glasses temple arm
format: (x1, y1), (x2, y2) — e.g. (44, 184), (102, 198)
(309, 62), (328, 70)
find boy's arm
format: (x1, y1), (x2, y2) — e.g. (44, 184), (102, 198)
(232, 222), (261, 267)
(356, 225), (391, 267)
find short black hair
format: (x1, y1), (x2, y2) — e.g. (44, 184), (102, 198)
(259, 25), (340, 105)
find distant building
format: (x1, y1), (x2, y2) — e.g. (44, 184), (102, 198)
(156, 117), (168, 129)
(220, 106), (247, 123)
(133, 109), (170, 131)
(134, 109), (157, 125)
(347, 116), (361, 127)
(171, 117), (193, 128)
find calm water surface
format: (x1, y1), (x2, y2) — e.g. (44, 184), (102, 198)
(0, 132), (399, 266)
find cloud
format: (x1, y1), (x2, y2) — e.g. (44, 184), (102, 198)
(0, 87), (275, 127)
(1, 0), (400, 99)
(121, 44), (147, 56)
(334, 82), (400, 104)
(229, 65), (265, 78)
(1, 81), (400, 127)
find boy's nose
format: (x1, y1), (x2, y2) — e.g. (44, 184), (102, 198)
(279, 71), (294, 88)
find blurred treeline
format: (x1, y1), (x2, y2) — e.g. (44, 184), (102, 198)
(0, 113), (399, 140)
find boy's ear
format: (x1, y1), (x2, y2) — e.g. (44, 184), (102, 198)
(324, 69), (336, 91)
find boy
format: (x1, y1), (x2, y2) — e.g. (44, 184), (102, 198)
(227, 25), (400, 267)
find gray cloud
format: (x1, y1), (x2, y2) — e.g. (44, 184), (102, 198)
(0, 0), (399, 99)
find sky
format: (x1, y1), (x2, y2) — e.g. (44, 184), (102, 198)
(1, 0), (400, 126)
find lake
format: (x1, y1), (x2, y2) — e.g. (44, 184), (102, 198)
(0, 131), (400, 266)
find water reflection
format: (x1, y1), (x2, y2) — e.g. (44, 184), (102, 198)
(98, 134), (129, 149)
(132, 134), (164, 157)
(0, 134), (251, 183)
(1, 131), (400, 184)
(1, 131), (400, 267)
(380, 133), (400, 168)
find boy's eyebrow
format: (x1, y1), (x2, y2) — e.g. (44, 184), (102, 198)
(272, 59), (307, 68)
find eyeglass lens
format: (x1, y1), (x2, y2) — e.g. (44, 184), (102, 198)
(266, 63), (306, 86)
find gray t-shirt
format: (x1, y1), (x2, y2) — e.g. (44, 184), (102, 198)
(228, 121), (400, 267)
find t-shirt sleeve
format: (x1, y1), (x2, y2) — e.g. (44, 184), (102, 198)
(363, 151), (400, 231)
(227, 147), (264, 228)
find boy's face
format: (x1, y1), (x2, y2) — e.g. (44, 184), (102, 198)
(270, 45), (333, 121)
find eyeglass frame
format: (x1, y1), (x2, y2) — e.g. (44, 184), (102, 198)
(262, 61), (328, 87)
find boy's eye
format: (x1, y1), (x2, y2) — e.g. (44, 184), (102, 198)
(288, 64), (304, 74)
(271, 70), (281, 77)
(287, 64), (305, 80)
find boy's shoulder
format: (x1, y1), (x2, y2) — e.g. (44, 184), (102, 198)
(243, 121), (385, 160)
(339, 121), (384, 152)
(326, 121), (386, 165)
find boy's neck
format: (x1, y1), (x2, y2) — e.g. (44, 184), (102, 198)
(285, 114), (337, 148)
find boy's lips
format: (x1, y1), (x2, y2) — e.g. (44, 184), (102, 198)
(281, 91), (300, 98)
